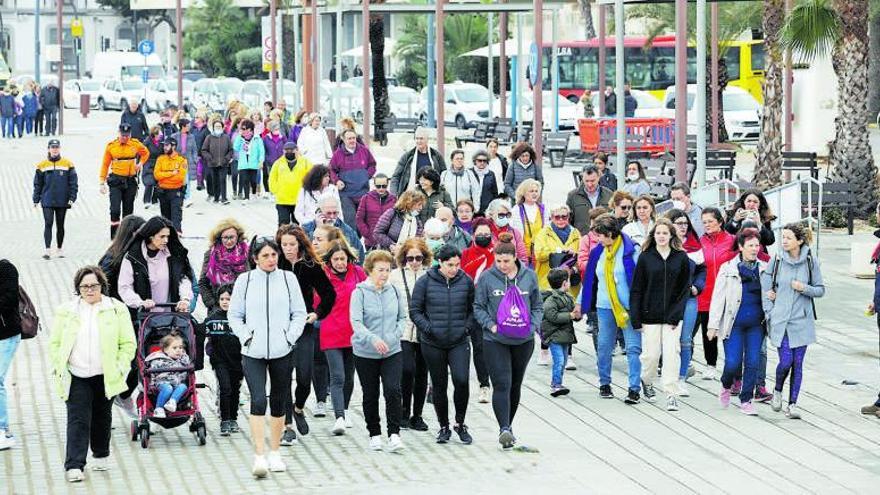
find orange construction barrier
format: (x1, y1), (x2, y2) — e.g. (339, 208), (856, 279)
(578, 118), (675, 154)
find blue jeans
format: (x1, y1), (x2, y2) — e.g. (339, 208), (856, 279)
(720, 324), (763, 403)
(679, 297), (698, 379)
(549, 343), (569, 387)
(0, 335), (21, 430)
(0, 116), (13, 138)
(597, 308), (642, 391)
(156, 383), (188, 408)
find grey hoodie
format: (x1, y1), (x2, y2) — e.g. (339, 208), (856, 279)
(349, 279), (406, 359)
(474, 261), (544, 345)
(229, 268), (307, 360)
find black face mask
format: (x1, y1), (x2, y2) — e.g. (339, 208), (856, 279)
(48, 153), (60, 162)
(475, 234), (492, 248)
(284, 152), (296, 160)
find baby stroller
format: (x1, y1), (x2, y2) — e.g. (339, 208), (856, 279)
(129, 303), (207, 449)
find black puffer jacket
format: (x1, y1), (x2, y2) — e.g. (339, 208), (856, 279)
(409, 266), (475, 349)
(0, 259), (21, 340)
(629, 247), (691, 329)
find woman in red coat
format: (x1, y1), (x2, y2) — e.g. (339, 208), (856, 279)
(320, 239), (366, 435)
(695, 207), (736, 381)
(461, 218), (496, 283)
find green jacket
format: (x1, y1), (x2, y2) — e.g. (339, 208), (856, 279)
(541, 289), (577, 345)
(48, 297), (137, 401)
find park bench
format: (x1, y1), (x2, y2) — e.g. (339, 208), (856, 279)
(802, 181), (855, 235)
(454, 120), (496, 149)
(782, 151), (819, 180)
(376, 117), (420, 146)
(543, 132), (572, 168)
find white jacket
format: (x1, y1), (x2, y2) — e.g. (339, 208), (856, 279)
(297, 126), (333, 166)
(440, 167), (482, 212)
(294, 185), (344, 225)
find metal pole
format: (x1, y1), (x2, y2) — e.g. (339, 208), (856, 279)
(271, 0), (278, 106)
(294, 10), (302, 111)
(614, 0), (625, 184)
(427, 12), (435, 127)
(35, 0), (40, 84)
(598, 6), (606, 117)
(551, 10), (558, 132)
(783, 0), (793, 151)
(133, 10), (138, 46)
(500, 5), (508, 119)
(312, 0), (319, 113)
(674, 0), (687, 182)
(362, 0), (370, 143)
(515, 13), (523, 133)
(303, 0), (314, 111)
(488, 12), (494, 119)
(335, 0), (342, 121)
(176, 0), (183, 108)
(696, 0), (707, 186)
(710, 3), (719, 145)
(57, 0), (63, 134)
(533, 0), (543, 163)
(436, 0), (445, 156)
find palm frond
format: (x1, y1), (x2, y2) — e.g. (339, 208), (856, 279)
(780, 0), (841, 62)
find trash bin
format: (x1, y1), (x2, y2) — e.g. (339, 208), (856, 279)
(80, 94), (90, 118)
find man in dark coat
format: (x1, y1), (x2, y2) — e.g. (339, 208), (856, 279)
(120, 101), (150, 142)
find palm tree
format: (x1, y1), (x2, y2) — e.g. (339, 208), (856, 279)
(752, 0), (785, 189)
(781, 0), (877, 213)
(369, 1), (390, 142)
(578, 0), (597, 39)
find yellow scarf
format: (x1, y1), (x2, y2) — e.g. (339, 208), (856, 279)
(604, 235), (629, 329)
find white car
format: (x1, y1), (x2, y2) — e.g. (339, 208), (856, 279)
(495, 91), (581, 129)
(62, 79), (102, 109)
(590, 89), (665, 118)
(661, 85), (760, 141)
(238, 79), (270, 110)
(192, 77), (243, 113)
(350, 86), (419, 122)
(418, 82), (491, 129)
(145, 78), (194, 113)
(96, 78), (147, 111)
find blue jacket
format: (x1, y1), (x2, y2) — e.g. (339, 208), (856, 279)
(232, 135), (265, 171)
(22, 93), (38, 118)
(302, 219), (366, 263)
(33, 157), (78, 208)
(0, 94), (14, 118)
(579, 233), (638, 312)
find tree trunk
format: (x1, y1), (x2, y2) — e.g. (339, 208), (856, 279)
(706, 55), (730, 142)
(753, 0), (784, 189)
(868, 13), (880, 124)
(578, 0), (597, 39)
(282, 14), (295, 84)
(370, 14), (389, 142)
(829, 0), (877, 214)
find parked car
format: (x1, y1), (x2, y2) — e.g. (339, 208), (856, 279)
(145, 78), (194, 113)
(495, 91), (582, 130)
(63, 79), (102, 109)
(169, 69), (206, 82)
(418, 81), (491, 129)
(349, 85), (420, 123)
(9, 74), (59, 89)
(192, 77), (243, 113)
(661, 85), (761, 142)
(346, 76), (399, 88)
(96, 78), (147, 111)
(238, 79), (271, 110)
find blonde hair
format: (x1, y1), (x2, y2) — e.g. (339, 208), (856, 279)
(514, 178), (542, 205)
(207, 218), (246, 246)
(395, 190), (427, 212)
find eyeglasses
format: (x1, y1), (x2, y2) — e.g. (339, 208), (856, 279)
(221, 235), (238, 241)
(475, 159), (488, 163)
(551, 214), (569, 220)
(79, 283), (102, 292)
(405, 255), (424, 263)
(496, 212), (512, 219)
(374, 184), (388, 189)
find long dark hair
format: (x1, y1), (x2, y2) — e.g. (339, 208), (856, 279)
(108, 215), (147, 269)
(665, 208), (699, 240)
(302, 165), (330, 194)
(126, 216), (191, 272)
(276, 224), (321, 267)
(728, 188), (776, 225)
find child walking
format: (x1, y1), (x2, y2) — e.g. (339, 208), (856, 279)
(542, 269), (579, 397)
(205, 285), (244, 434)
(146, 333), (192, 418)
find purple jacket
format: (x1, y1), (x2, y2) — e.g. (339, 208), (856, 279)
(288, 124), (303, 146)
(263, 133), (286, 166)
(329, 143), (377, 199)
(373, 208), (423, 250)
(356, 190), (397, 248)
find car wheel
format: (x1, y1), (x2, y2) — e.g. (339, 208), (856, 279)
(98, 98), (106, 111)
(567, 95), (579, 104)
(455, 114), (467, 129)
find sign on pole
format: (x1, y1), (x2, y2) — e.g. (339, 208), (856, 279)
(528, 42), (539, 86)
(71, 19), (83, 38)
(261, 16), (282, 73)
(138, 40), (155, 56)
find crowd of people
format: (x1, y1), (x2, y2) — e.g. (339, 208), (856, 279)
(3, 96), (880, 484)
(0, 80), (61, 138)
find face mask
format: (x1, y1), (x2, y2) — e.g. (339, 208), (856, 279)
(627, 173), (639, 181)
(495, 217), (509, 228)
(284, 152), (296, 160)
(212, 129), (223, 136)
(410, 210), (421, 218)
(671, 200), (686, 211)
(426, 239), (444, 251)
(475, 234), (492, 248)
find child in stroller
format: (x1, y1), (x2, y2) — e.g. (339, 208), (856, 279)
(146, 333), (192, 418)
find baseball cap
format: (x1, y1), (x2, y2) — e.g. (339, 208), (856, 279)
(47, 139), (60, 148)
(118, 123), (132, 134)
(283, 141), (297, 150)
(164, 136), (178, 147)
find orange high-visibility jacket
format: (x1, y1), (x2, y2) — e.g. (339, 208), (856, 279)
(153, 153), (188, 190)
(100, 138), (149, 182)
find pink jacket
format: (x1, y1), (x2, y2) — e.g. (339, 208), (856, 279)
(576, 231), (601, 274)
(318, 264), (366, 350)
(697, 230), (736, 312)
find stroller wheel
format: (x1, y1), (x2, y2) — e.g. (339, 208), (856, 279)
(140, 428), (150, 449)
(196, 425), (207, 446)
(130, 420), (138, 442)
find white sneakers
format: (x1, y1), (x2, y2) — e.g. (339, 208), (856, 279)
(565, 358), (577, 371)
(267, 451), (286, 472)
(478, 386), (491, 404)
(369, 435), (383, 451)
(252, 455), (268, 478)
(701, 366), (717, 381)
(66, 469), (85, 482)
(0, 431), (15, 451)
(252, 452), (285, 478)
(165, 398), (178, 413)
(677, 379), (690, 397)
(152, 407), (166, 418)
(344, 411), (354, 428)
(387, 434), (404, 453)
(91, 457), (109, 471)
(313, 402), (327, 418)
(537, 349), (550, 366)
(771, 390), (784, 412)
(332, 417), (346, 436)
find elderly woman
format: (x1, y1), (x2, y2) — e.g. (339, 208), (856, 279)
(485, 198), (529, 264)
(373, 190), (427, 252)
(534, 204), (582, 292)
(48, 266), (136, 482)
(509, 179), (550, 267)
(297, 112), (333, 167)
(622, 195), (656, 247)
(440, 149), (481, 214)
(416, 167), (453, 224)
(198, 218), (249, 313)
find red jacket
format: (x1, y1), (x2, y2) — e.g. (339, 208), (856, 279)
(461, 243), (495, 283)
(697, 230), (736, 312)
(488, 223), (529, 263)
(319, 263), (366, 350)
(356, 190), (397, 248)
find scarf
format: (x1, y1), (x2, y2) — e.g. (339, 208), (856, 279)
(456, 219), (474, 235)
(551, 223), (571, 244)
(463, 244), (494, 282)
(398, 213), (418, 244)
(604, 235), (629, 329)
(205, 241), (250, 286)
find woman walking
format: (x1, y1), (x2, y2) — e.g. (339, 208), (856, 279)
(474, 236), (543, 449)
(696, 207), (736, 380)
(48, 266), (136, 482)
(622, 161), (650, 197)
(350, 250), (407, 452)
(297, 113), (333, 167)
(372, 190), (426, 252)
(486, 199), (529, 264)
(416, 167), (453, 224)
(707, 229), (766, 416)
(410, 245), (476, 445)
(33, 139), (78, 259)
(98, 215), (146, 301)
(509, 179), (549, 268)
(629, 218), (691, 411)
(762, 223), (825, 419)
(503, 142), (544, 198)
(198, 219), (249, 313)
(389, 238), (432, 431)
(440, 149), (482, 213)
(232, 119), (265, 203)
(141, 126), (163, 208)
(229, 237), (307, 477)
(622, 195), (655, 247)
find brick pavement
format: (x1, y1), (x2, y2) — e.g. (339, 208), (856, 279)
(2, 109), (880, 494)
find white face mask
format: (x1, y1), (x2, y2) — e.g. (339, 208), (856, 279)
(671, 200), (686, 211)
(627, 173), (639, 181)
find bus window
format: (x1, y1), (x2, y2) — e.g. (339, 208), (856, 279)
(651, 47), (675, 90)
(724, 47), (741, 80)
(686, 47), (697, 84)
(624, 47), (652, 88)
(750, 43), (765, 73)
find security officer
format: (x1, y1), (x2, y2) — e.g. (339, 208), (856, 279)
(153, 136), (188, 234)
(100, 123), (149, 238)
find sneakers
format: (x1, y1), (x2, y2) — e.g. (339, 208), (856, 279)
(454, 424), (473, 445)
(719, 387), (731, 408)
(280, 428), (298, 445)
(731, 380), (743, 396)
(786, 403), (801, 419)
(740, 401), (758, 416)
(677, 379), (690, 397)
(666, 395), (679, 411)
(550, 386), (570, 397)
(332, 417), (346, 436)
(754, 387), (773, 403)
(565, 358), (577, 371)
(686, 365), (696, 379)
(344, 410), (354, 428)
(599, 384), (614, 399)
(42, 249), (51, 260)
(641, 381), (656, 402)
(861, 403), (880, 417)
(0, 432), (15, 451)
(436, 426), (452, 444)
(537, 349), (550, 366)
(368, 435), (383, 451)
(478, 386), (491, 404)
(220, 420), (231, 436)
(114, 395), (138, 418)
(499, 428), (516, 450)
(152, 407), (167, 418)
(625, 389), (641, 404)
(701, 366), (717, 381)
(252, 455), (268, 478)
(313, 402), (327, 417)
(267, 451), (286, 472)
(56, 248), (65, 258)
(165, 398), (178, 412)
(408, 416), (429, 432)
(399, 417), (410, 430)
(229, 420), (240, 433)
(771, 390), (783, 412)
(91, 456), (109, 471)
(66, 469), (85, 482)
(293, 409), (310, 435)
(387, 434), (404, 453)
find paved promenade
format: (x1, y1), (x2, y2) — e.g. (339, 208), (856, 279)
(2, 110), (880, 494)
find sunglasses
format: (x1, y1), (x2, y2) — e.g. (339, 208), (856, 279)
(475, 158), (488, 163)
(374, 184), (389, 189)
(551, 215), (569, 220)
(496, 212), (512, 219)
(619, 205), (632, 210)
(405, 255), (424, 263)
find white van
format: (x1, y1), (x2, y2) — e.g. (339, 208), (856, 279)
(91, 51), (166, 82)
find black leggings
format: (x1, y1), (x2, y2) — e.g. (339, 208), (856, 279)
(422, 342), (471, 427)
(238, 169), (258, 199)
(42, 207), (67, 249)
(312, 326), (329, 403)
(242, 352), (294, 417)
(285, 324), (316, 426)
(483, 338), (534, 431)
(326, 348), (355, 418)
(469, 326), (490, 387)
(354, 352), (403, 437)
(400, 340), (428, 420)
(213, 362), (243, 421)
(695, 311), (719, 367)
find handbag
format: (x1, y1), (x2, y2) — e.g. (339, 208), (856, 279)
(549, 252), (581, 287)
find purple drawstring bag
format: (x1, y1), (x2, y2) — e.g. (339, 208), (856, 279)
(496, 282), (531, 339)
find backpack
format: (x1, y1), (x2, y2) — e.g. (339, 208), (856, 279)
(770, 252), (817, 320)
(18, 285), (40, 339)
(496, 280), (531, 339)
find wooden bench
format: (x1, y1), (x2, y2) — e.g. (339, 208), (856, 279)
(802, 182), (855, 235)
(782, 151), (818, 180)
(543, 132), (571, 168)
(494, 123), (518, 144)
(687, 150), (736, 180)
(454, 121), (496, 149)
(376, 117), (420, 146)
